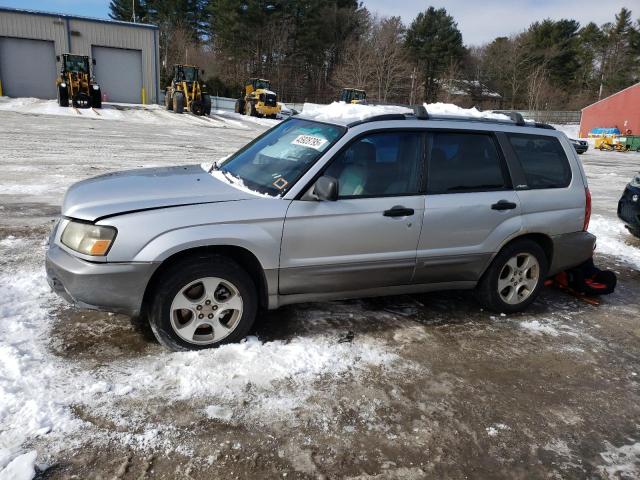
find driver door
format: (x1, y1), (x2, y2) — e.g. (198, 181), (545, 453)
(279, 131), (426, 295)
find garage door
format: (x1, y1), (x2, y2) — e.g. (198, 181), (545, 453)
(92, 46), (142, 104)
(0, 37), (57, 99)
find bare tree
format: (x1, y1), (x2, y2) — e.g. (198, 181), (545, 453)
(370, 16), (412, 102)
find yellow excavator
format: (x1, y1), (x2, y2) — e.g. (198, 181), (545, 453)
(56, 54), (101, 108)
(235, 78), (281, 118)
(164, 64), (211, 115)
(340, 88), (366, 104)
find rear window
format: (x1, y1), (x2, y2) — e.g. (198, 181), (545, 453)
(507, 134), (571, 189)
(427, 132), (508, 194)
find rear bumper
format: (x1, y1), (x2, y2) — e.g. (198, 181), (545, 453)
(618, 185), (640, 229)
(549, 231), (596, 276)
(46, 244), (159, 316)
(256, 103), (281, 115)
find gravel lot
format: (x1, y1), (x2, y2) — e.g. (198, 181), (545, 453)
(1, 101), (639, 479)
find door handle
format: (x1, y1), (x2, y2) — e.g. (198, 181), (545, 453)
(383, 206), (415, 217)
(491, 200), (517, 211)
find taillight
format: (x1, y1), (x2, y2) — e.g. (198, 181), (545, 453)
(584, 187), (591, 231)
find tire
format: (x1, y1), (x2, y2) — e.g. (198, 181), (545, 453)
(90, 87), (102, 109)
(245, 100), (255, 117)
(165, 90), (173, 111)
(627, 225), (640, 239)
(475, 239), (548, 313)
(202, 94), (211, 116)
(235, 99), (244, 114)
(148, 254), (258, 351)
(57, 84), (69, 107)
(173, 91), (184, 114)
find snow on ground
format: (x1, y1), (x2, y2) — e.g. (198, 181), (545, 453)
(597, 440), (640, 478)
(0, 236), (407, 470)
(1, 100), (640, 477)
(590, 215), (640, 270)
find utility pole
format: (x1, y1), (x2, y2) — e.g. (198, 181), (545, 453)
(132, 0), (136, 22)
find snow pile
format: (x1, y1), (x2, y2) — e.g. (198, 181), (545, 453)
(0, 239), (88, 475)
(98, 335), (400, 421)
(424, 102), (509, 120)
(300, 101), (511, 123)
(0, 235), (405, 460)
(0, 450), (37, 480)
(209, 169), (274, 198)
(590, 215), (640, 270)
(301, 102), (412, 122)
(552, 124), (580, 139)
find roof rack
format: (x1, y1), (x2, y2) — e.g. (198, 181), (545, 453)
(347, 107), (555, 130)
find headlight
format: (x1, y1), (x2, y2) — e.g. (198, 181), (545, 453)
(630, 175), (640, 188)
(61, 221), (116, 256)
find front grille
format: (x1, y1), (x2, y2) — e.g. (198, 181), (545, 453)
(265, 94), (277, 107)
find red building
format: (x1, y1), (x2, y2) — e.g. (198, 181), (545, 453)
(580, 82), (640, 137)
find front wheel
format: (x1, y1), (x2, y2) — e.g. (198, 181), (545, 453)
(57, 84), (69, 107)
(173, 91), (184, 114)
(148, 255), (258, 351)
(475, 239), (548, 313)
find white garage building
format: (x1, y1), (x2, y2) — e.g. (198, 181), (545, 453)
(0, 7), (159, 104)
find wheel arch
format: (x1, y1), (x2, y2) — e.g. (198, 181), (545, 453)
(141, 245), (270, 317)
(485, 232), (554, 276)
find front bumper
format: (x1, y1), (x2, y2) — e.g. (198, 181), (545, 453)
(256, 102), (281, 115)
(618, 184), (640, 230)
(548, 231), (596, 276)
(46, 243), (159, 316)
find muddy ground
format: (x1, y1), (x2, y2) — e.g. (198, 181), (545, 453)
(1, 106), (639, 479)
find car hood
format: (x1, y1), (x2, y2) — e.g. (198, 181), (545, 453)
(62, 165), (256, 221)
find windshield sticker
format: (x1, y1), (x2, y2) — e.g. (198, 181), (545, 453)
(273, 178), (289, 190)
(291, 134), (328, 151)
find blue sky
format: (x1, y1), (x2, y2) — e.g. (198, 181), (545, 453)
(0, 0), (634, 45)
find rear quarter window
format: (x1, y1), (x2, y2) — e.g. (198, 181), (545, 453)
(507, 134), (571, 189)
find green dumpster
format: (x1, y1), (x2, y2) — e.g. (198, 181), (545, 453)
(618, 136), (640, 151)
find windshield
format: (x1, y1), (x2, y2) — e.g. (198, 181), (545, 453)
(219, 119), (345, 196)
(65, 56), (88, 73)
(183, 66), (198, 82)
(254, 79), (271, 90)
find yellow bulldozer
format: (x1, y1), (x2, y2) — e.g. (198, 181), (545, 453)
(340, 88), (366, 104)
(235, 78), (281, 118)
(164, 64), (211, 115)
(56, 54), (101, 109)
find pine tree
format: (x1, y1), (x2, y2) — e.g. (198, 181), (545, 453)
(109, 0), (147, 23)
(405, 7), (465, 103)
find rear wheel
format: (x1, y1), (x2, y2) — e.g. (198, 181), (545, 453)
(627, 225), (640, 239)
(202, 94), (211, 116)
(148, 255), (258, 351)
(475, 239), (547, 313)
(165, 90), (173, 111)
(173, 91), (184, 114)
(57, 84), (69, 107)
(235, 98), (244, 114)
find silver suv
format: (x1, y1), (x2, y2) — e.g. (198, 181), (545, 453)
(46, 108), (596, 350)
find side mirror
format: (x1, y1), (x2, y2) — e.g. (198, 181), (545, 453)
(313, 175), (338, 201)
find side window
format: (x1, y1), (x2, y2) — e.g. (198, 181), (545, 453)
(507, 134), (571, 189)
(324, 132), (422, 197)
(427, 132), (508, 194)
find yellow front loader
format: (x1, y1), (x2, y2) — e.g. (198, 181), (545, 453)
(234, 78), (281, 119)
(56, 54), (101, 109)
(164, 64), (211, 115)
(340, 88), (366, 104)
